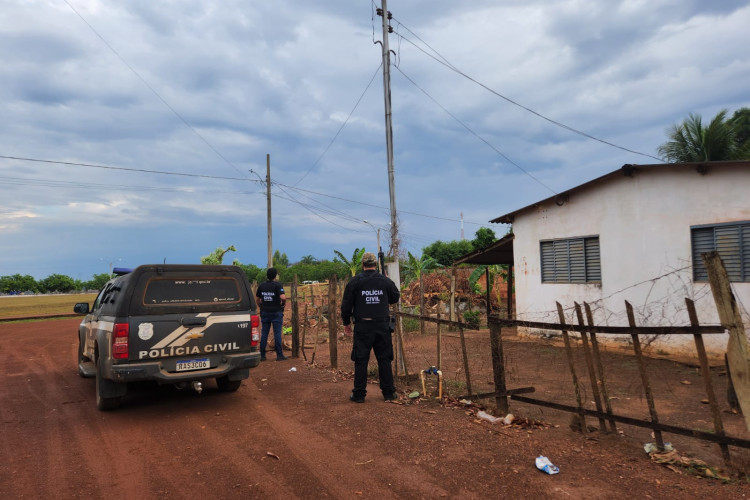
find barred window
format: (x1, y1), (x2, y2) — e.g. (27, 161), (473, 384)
(691, 221), (750, 282)
(540, 236), (601, 284)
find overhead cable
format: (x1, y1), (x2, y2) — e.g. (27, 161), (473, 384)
(62, 0), (250, 179)
(394, 65), (557, 195)
(0, 155), (256, 182)
(392, 19), (663, 162)
(294, 63), (383, 185)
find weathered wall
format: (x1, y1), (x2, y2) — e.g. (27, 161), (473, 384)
(512, 164), (750, 357)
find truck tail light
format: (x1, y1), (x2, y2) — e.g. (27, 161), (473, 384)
(112, 323), (129, 359)
(251, 314), (260, 347)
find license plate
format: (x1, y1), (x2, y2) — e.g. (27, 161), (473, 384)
(175, 358), (210, 372)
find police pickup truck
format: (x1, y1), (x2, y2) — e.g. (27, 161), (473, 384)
(74, 264), (261, 410)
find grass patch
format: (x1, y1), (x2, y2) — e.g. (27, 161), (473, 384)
(0, 293), (96, 319)
(402, 316), (420, 332)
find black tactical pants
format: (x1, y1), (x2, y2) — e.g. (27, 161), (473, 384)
(351, 321), (395, 399)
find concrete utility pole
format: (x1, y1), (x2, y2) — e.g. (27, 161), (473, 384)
(266, 154), (273, 268)
(378, 0), (405, 375)
(378, 0), (399, 270)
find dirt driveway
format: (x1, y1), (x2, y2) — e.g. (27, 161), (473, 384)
(1, 319), (748, 499)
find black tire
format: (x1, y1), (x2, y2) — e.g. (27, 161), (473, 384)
(216, 376), (242, 392)
(95, 353), (123, 411)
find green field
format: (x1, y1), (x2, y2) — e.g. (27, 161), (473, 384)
(0, 293), (97, 320)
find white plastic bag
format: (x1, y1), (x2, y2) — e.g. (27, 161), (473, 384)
(535, 456), (559, 475)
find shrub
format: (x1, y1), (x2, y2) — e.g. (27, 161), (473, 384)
(463, 310), (481, 329)
(402, 316), (420, 332)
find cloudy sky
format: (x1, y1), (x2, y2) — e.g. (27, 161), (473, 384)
(1, 0), (748, 281)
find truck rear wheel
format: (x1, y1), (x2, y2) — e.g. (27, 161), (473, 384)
(96, 353), (124, 410)
(216, 376), (241, 392)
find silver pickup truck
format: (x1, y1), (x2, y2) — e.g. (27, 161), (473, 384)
(74, 264), (261, 410)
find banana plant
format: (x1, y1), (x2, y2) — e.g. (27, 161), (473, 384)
(402, 251), (442, 285)
(333, 248), (365, 277)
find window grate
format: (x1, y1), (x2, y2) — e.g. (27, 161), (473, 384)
(540, 236), (601, 284)
(692, 222), (750, 282)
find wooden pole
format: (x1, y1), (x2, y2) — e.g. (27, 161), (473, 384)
(301, 303), (309, 362)
(626, 300), (664, 450)
(702, 251), (750, 431)
(506, 265), (513, 319)
(686, 298), (730, 464)
(450, 267), (456, 330)
(584, 302), (616, 433)
(574, 303), (606, 432)
(458, 313), (472, 395)
(489, 317), (508, 413)
(291, 275), (299, 358)
(557, 302), (587, 433)
(420, 273), (425, 336)
(437, 301), (442, 370)
(328, 275), (338, 369)
(394, 305), (409, 380)
(485, 267), (491, 321)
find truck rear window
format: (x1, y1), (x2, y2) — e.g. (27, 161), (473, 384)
(143, 277), (241, 306)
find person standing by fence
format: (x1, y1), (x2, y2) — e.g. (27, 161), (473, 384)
(256, 267), (287, 361)
(341, 252), (400, 403)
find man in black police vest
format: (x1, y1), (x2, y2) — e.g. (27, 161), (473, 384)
(256, 267), (287, 361)
(341, 252), (400, 403)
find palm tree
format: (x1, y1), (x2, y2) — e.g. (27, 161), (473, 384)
(401, 251), (442, 285)
(333, 248), (365, 277)
(657, 110), (750, 162)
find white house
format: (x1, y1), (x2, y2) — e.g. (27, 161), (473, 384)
(491, 161), (750, 358)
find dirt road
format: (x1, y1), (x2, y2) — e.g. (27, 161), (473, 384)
(1, 319), (747, 499)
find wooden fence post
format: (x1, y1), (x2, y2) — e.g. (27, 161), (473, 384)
(450, 267), (456, 330)
(489, 316), (508, 414)
(625, 300), (665, 450)
(702, 251), (750, 431)
(437, 301), (443, 370)
(584, 302), (616, 433)
(485, 267), (491, 321)
(574, 303), (606, 432)
(506, 265), (513, 319)
(291, 275), (299, 358)
(301, 303), (309, 362)
(686, 298), (731, 464)
(420, 273), (425, 336)
(328, 275), (338, 369)
(458, 313), (472, 395)
(557, 302), (587, 433)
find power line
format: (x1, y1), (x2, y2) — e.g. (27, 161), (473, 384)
(0, 154), (488, 227)
(62, 0), (250, 179)
(294, 63), (383, 185)
(394, 65), (557, 195)
(391, 20), (663, 162)
(0, 155), (256, 182)
(0, 175), (262, 196)
(273, 180), (487, 226)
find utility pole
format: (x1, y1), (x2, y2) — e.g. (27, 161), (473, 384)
(378, 0), (405, 376)
(266, 154), (273, 268)
(377, 0), (399, 272)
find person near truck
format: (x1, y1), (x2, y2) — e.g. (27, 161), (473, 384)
(340, 252), (400, 403)
(256, 267), (287, 361)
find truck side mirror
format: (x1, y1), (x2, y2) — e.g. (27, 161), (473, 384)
(74, 303), (90, 315)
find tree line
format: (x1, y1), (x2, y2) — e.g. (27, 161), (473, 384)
(4, 108), (747, 295)
(0, 228), (500, 295)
